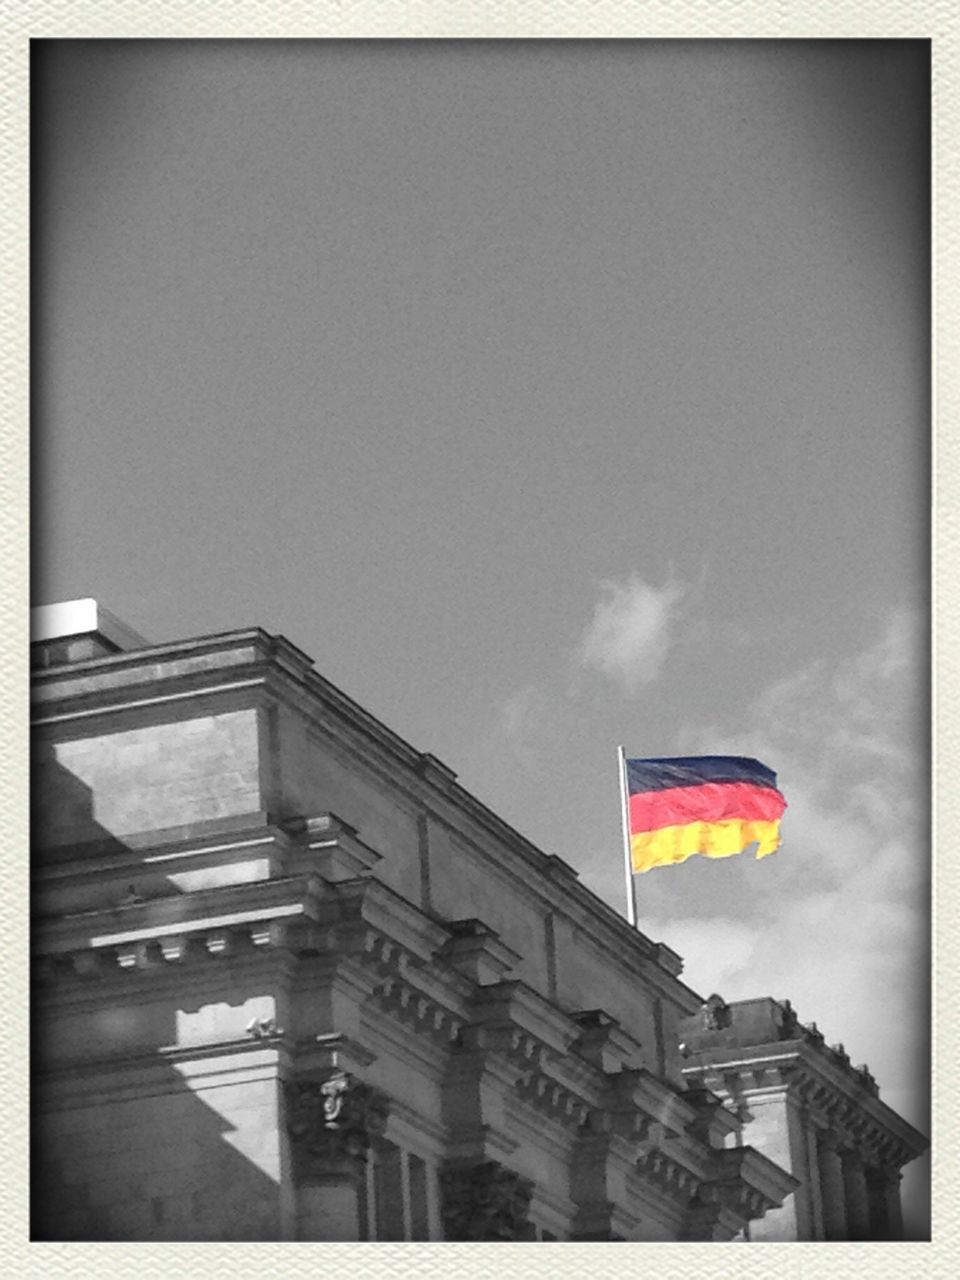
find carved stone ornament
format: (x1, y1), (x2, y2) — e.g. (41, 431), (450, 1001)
(701, 993), (732, 1032)
(777, 998), (801, 1038)
(285, 1071), (389, 1181)
(440, 1160), (533, 1241)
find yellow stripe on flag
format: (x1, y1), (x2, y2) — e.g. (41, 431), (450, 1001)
(629, 818), (781, 874)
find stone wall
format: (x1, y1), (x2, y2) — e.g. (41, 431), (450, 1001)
(34, 709), (262, 847)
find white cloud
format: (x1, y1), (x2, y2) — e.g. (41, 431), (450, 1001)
(578, 573), (686, 693)
(650, 917), (758, 997)
(656, 607), (929, 1130)
(497, 684), (553, 777)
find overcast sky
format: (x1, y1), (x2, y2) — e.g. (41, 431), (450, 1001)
(33, 39), (930, 1233)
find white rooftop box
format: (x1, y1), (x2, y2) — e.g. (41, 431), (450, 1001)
(31, 598), (147, 652)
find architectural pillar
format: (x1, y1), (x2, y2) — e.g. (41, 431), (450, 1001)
(798, 1107), (824, 1240)
(882, 1170), (904, 1240)
(569, 1133), (618, 1240)
(296, 1162), (365, 1240)
(840, 1150), (871, 1240)
(817, 1132), (848, 1240)
(867, 1168), (903, 1240)
(284, 1070), (389, 1241)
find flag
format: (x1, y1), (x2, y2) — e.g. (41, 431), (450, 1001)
(624, 755), (786, 874)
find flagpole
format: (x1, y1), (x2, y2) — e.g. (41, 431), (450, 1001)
(618, 745), (637, 927)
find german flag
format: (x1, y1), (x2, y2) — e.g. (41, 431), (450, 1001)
(624, 756), (786, 874)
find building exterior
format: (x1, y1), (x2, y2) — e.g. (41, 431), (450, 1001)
(679, 996), (925, 1240)
(31, 602), (925, 1242)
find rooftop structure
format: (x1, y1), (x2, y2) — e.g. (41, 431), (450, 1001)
(31, 598), (147, 667)
(679, 996), (926, 1240)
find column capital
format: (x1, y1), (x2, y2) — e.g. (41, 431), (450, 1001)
(439, 1159), (533, 1241)
(285, 1070), (390, 1184)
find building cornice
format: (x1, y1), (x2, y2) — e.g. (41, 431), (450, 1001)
(682, 1039), (926, 1170)
(32, 628), (702, 1010)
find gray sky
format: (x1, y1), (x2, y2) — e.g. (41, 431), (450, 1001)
(34, 39), (930, 1233)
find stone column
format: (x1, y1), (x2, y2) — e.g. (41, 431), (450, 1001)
(799, 1108), (825, 1240)
(285, 1070), (389, 1241)
(296, 1157), (365, 1240)
(866, 1168), (903, 1240)
(817, 1131), (848, 1240)
(569, 1132), (619, 1241)
(883, 1170), (904, 1240)
(841, 1150), (871, 1240)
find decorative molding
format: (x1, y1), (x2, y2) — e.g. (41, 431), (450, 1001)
(374, 975), (463, 1047)
(514, 1069), (591, 1129)
(32, 914), (298, 986)
(635, 1146), (701, 1204)
(683, 1048), (925, 1172)
(457, 1019), (545, 1069)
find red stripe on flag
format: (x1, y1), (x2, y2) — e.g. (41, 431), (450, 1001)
(628, 780), (786, 834)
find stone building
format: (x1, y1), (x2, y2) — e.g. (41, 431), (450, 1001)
(679, 995), (925, 1241)
(31, 601), (924, 1241)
